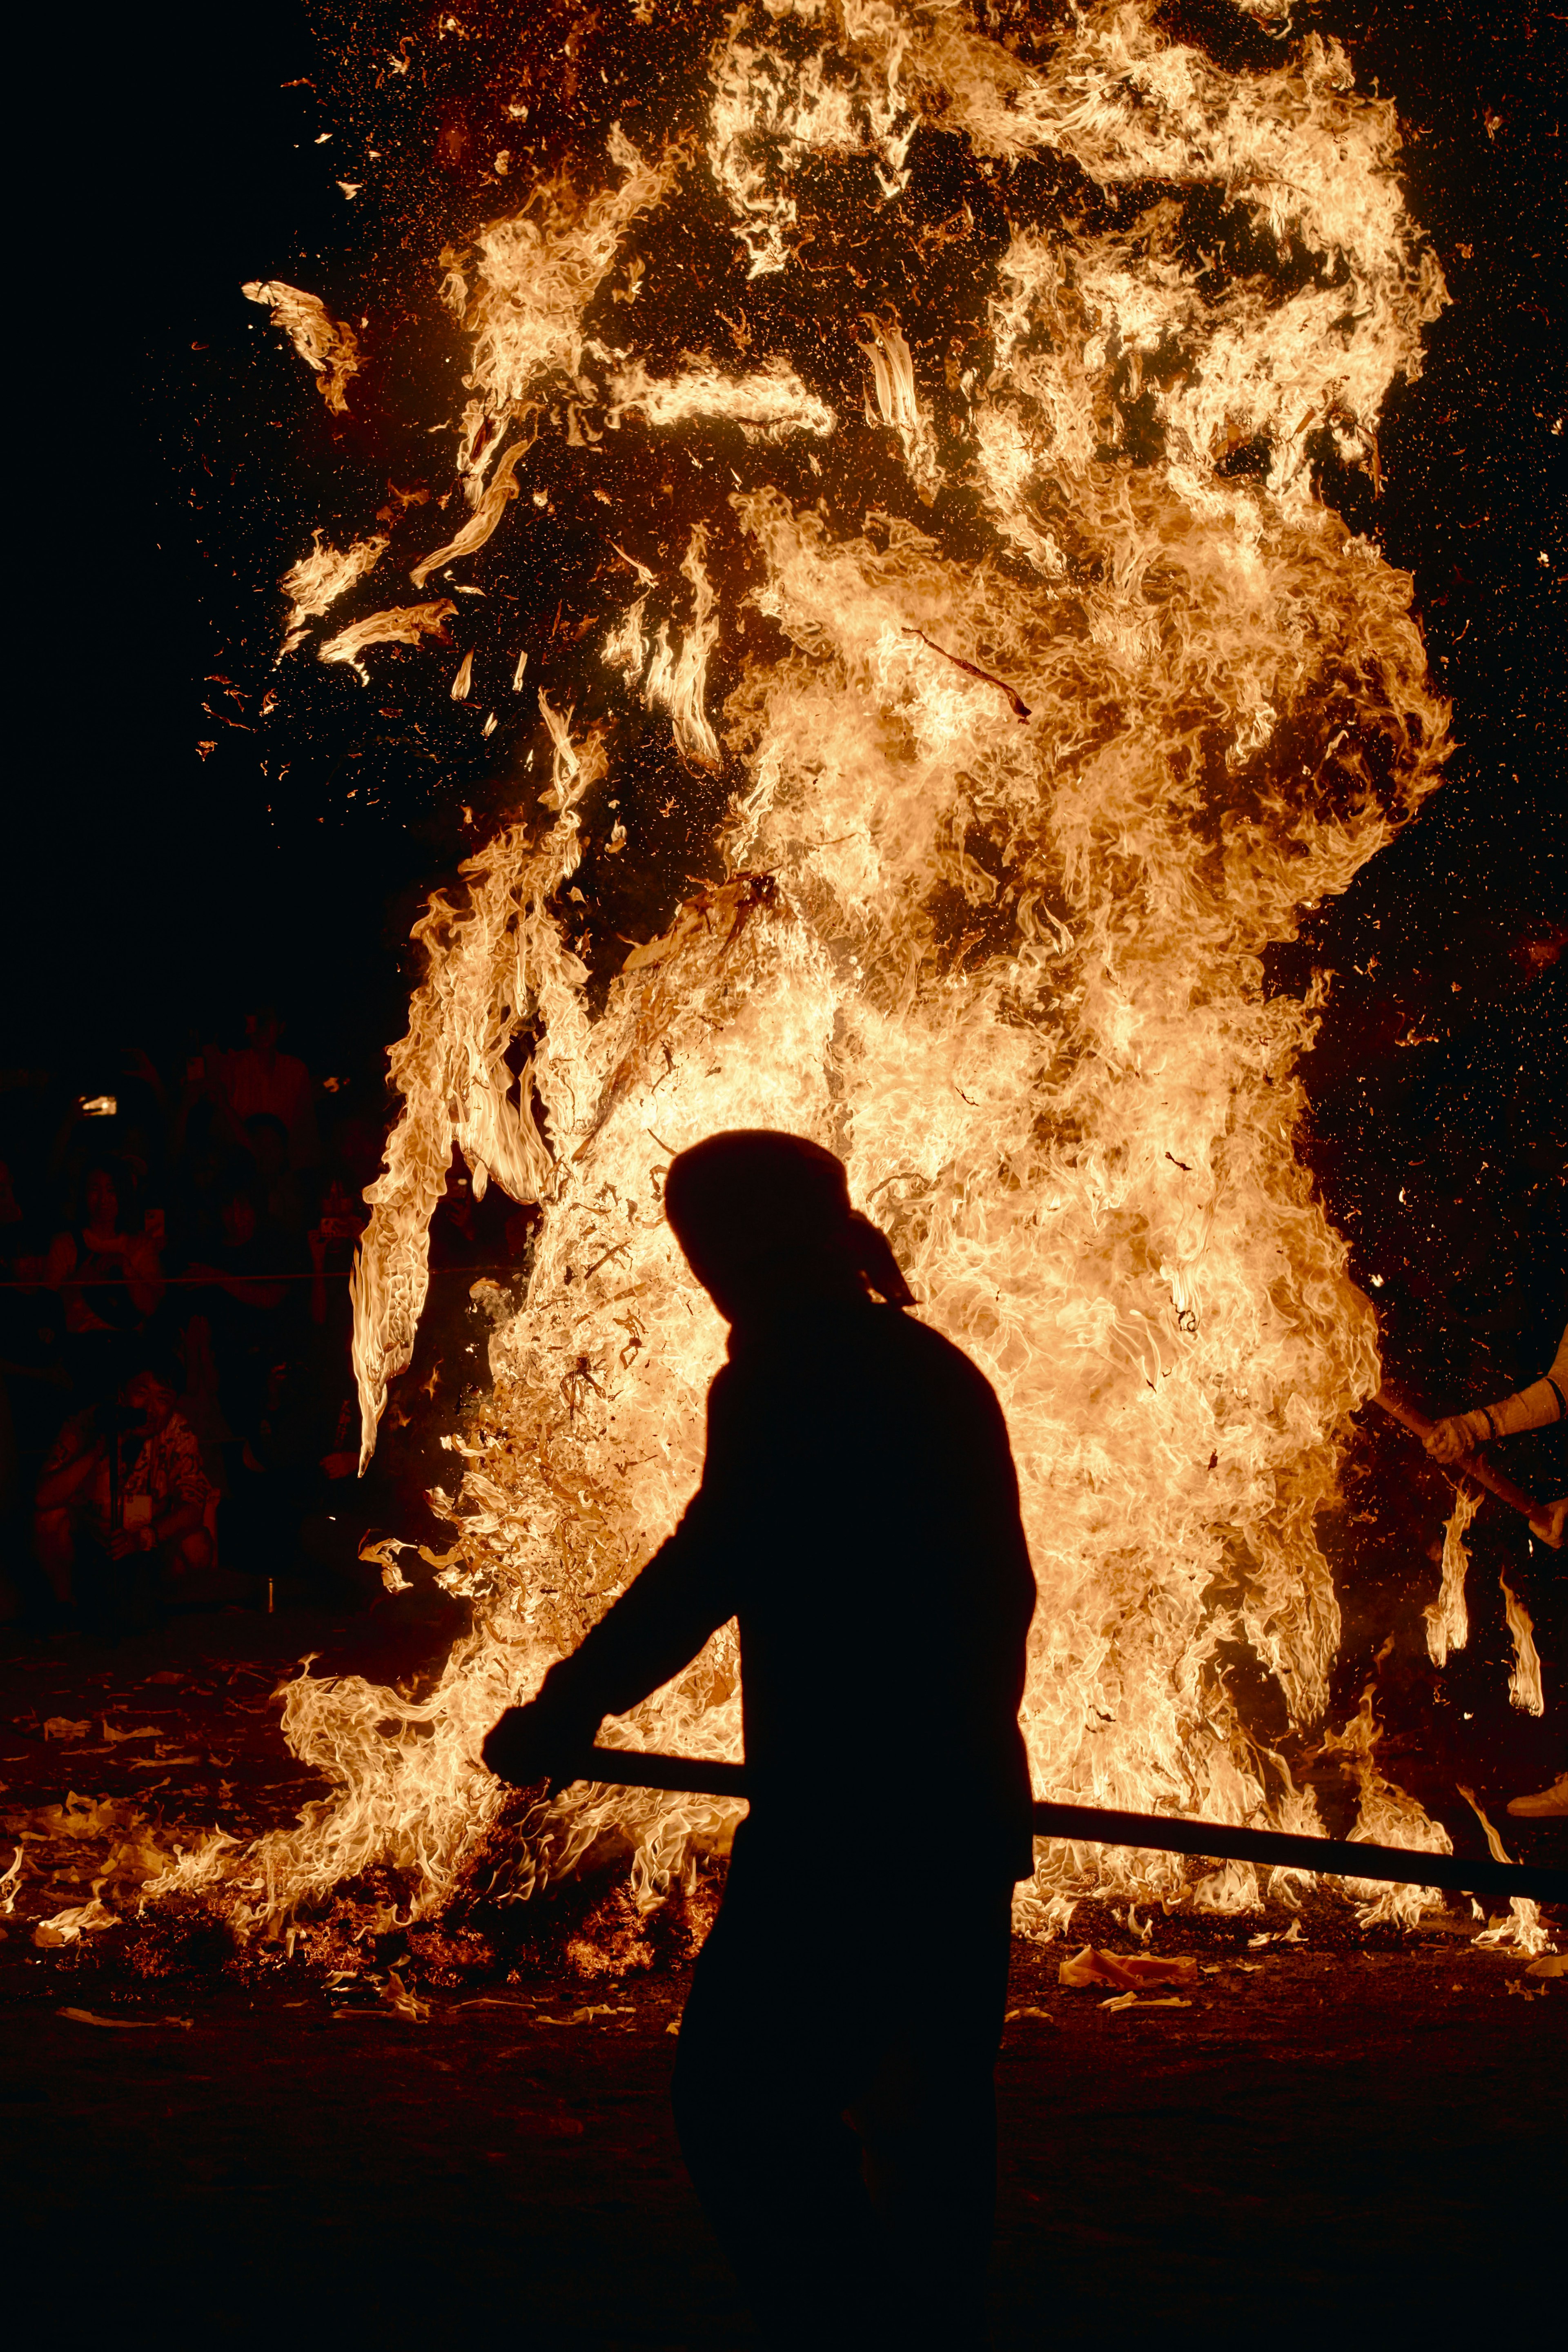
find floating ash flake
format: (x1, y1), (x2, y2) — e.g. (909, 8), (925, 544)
(241, 280), (363, 413)
(153, 0), (1468, 1942)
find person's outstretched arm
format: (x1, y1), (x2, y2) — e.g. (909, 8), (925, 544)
(482, 1372), (744, 1785)
(1425, 1324), (1568, 1461)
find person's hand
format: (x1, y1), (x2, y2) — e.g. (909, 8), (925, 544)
(109, 1525), (154, 1561)
(1424, 1413), (1484, 1463)
(481, 1695), (599, 1789)
(319, 1450), (359, 1481)
(1531, 1497), (1567, 1550)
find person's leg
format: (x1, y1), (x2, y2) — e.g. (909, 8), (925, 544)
(32, 1507), (76, 1608)
(70, 1534), (119, 1640)
(849, 1882), (1014, 2348)
(672, 1847), (892, 2348)
(166, 1526), (215, 1579)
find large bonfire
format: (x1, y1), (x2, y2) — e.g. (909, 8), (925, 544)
(158, 0), (1489, 1946)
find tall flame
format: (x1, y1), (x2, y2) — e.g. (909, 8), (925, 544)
(158, 2), (1482, 1943)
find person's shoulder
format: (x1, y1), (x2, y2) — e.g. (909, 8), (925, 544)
(163, 1410), (211, 1466)
(889, 1310), (1008, 1412)
(43, 1409), (91, 1466)
(884, 1304), (987, 1373)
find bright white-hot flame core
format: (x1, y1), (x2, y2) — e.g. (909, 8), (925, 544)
(158, 2), (1476, 1943)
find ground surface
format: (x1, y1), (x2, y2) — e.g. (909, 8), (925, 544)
(3, 1604), (1564, 2345)
(3, 1933), (1563, 2347)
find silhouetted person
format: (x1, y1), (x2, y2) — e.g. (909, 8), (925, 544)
(484, 1131), (1036, 2348)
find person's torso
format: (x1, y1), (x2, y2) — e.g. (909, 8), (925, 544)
(710, 1303), (1036, 1862)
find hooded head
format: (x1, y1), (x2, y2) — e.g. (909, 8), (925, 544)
(663, 1130), (913, 1322)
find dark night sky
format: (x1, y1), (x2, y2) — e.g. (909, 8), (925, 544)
(10, 2), (1563, 1363)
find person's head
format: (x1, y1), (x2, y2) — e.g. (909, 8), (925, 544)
(325, 1112), (384, 1191)
(244, 1002), (282, 1056)
(219, 1177), (258, 1248)
(246, 1113), (289, 1182)
(122, 1357), (181, 1434)
(82, 1159), (128, 1234)
(663, 1130), (913, 1323)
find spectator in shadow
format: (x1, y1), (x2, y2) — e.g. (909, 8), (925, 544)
(223, 1337), (364, 1598)
(484, 1130), (1036, 2350)
(244, 1111), (307, 1243)
(33, 1351), (217, 1636)
(43, 1156), (165, 1401)
(183, 1169), (292, 1446)
(218, 1001), (319, 1171)
(0, 1154), (74, 1621)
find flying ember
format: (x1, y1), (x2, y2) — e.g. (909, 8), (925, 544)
(158, 0), (1489, 1947)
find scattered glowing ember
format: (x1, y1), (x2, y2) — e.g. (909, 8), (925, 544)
(152, 1), (1505, 1950)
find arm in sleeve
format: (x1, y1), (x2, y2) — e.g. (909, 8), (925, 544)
(1463, 1323), (1568, 1441)
(539, 1369), (746, 1723)
(1491, 1323), (1568, 1436)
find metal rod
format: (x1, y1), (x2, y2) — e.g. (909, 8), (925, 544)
(571, 1748), (1568, 1905)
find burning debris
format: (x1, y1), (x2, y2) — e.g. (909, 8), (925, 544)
(140, 1), (1538, 1956)
(241, 279), (363, 413)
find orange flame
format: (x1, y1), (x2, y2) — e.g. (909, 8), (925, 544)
(155, 2), (1494, 1945)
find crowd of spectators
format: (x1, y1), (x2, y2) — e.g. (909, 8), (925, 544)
(0, 1001), (408, 1641)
